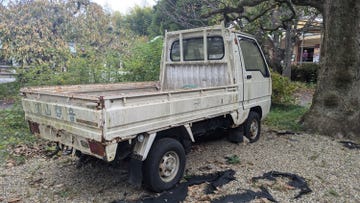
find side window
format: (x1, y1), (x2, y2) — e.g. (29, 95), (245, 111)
(208, 37), (224, 60)
(170, 41), (180, 61)
(170, 36), (224, 61)
(239, 38), (269, 77)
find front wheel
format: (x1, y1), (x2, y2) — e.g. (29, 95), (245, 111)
(143, 138), (186, 192)
(244, 111), (261, 143)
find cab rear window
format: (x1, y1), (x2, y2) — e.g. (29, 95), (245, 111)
(170, 36), (224, 61)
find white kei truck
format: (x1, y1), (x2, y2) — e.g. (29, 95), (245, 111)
(21, 25), (271, 192)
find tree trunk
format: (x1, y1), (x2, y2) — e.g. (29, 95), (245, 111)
(268, 33), (283, 73)
(282, 24), (293, 78)
(269, 8), (283, 73)
(302, 0), (360, 141)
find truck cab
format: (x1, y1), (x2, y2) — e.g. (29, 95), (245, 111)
(161, 25), (271, 123)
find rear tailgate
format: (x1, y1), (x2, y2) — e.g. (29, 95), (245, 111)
(20, 81), (159, 142)
(20, 82), (159, 160)
(21, 90), (104, 153)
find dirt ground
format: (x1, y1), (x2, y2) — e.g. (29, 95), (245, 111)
(1, 126), (359, 203)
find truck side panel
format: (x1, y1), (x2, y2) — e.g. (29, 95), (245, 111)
(104, 86), (240, 141)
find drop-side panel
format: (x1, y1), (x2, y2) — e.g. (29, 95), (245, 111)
(104, 86), (240, 141)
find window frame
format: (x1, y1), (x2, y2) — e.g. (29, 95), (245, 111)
(170, 36), (225, 62)
(238, 37), (270, 77)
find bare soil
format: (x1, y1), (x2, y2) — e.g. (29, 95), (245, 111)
(1, 127), (359, 203)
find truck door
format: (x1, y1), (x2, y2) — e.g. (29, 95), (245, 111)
(237, 36), (271, 109)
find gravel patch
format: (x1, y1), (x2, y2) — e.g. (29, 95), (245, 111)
(1, 126), (359, 202)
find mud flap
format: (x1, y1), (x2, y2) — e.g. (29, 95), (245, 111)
(128, 157), (143, 187)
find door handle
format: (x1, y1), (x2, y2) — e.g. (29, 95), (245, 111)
(246, 75), (252, 79)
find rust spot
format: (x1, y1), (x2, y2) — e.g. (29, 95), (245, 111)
(28, 121), (40, 134)
(76, 118), (98, 127)
(99, 96), (105, 109)
(88, 140), (105, 157)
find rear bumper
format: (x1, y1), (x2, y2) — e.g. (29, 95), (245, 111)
(27, 120), (118, 162)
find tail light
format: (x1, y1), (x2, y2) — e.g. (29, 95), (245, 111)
(28, 121), (40, 134)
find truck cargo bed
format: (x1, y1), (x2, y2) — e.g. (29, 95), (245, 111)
(21, 81), (160, 100)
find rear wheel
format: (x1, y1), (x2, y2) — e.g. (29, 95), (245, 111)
(143, 138), (185, 192)
(244, 111), (261, 143)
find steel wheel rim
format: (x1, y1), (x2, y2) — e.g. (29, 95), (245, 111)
(159, 151), (180, 182)
(249, 119), (259, 139)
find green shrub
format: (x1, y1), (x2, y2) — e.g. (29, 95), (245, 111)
(291, 63), (319, 83)
(271, 71), (298, 104)
(122, 37), (163, 82)
(0, 82), (20, 100)
(226, 155), (241, 164)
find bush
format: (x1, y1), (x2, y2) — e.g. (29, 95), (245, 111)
(122, 37), (163, 82)
(291, 63), (319, 83)
(0, 82), (20, 101)
(271, 71), (298, 104)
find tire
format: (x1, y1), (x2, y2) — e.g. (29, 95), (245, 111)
(143, 138), (186, 192)
(244, 111), (261, 143)
(228, 126), (244, 143)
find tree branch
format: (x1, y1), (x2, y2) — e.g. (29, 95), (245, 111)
(291, 0), (324, 13)
(240, 3), (278, 23)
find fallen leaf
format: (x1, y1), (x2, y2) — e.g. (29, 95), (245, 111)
(55, 184), (64, 188)
(284, 184), (296, 190)
(259, 197), (272, 203)
(8, 197), (22, 203)
(6, 161), (14, 168)
(29, 178), (43, 185)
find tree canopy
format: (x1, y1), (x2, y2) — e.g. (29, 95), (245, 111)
(0, 0), (146, 85)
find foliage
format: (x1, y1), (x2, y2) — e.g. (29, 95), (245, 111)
(225, 155), (241, 164)
(271, 71), (298, 104)
(264, 104), (308, 132)
(0, 0), (69, 66)
(122, 37), (163, 82)
(328, 189), (340, 197)
(291, 63), (319, 83)
(0, 82), (19, 100)
(120, 6), (153, 36)
(0, 0), (136, 86)
(0, 102), (36, 164)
